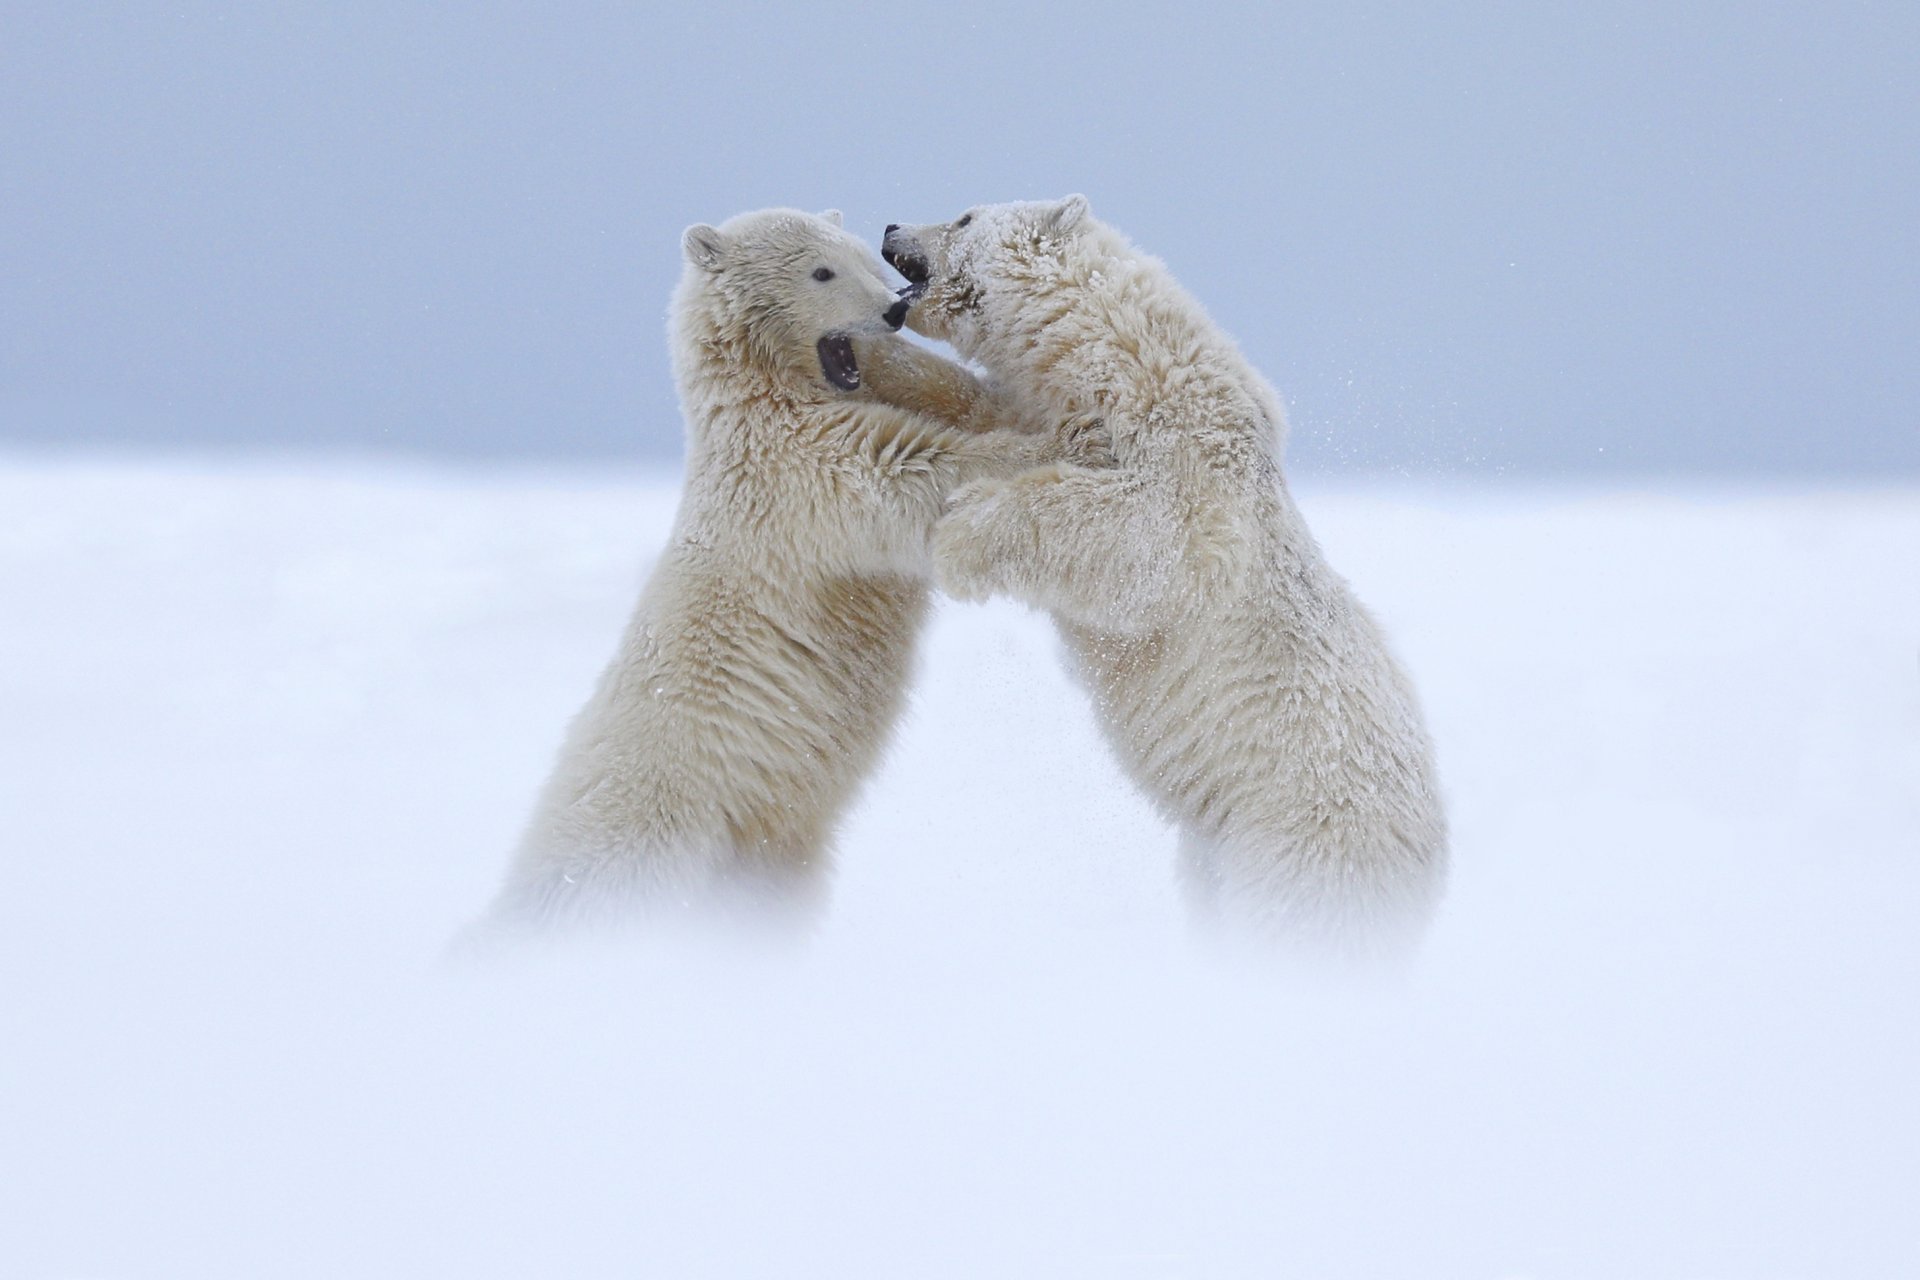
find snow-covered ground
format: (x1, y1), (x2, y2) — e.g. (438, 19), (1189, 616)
(3, 455), (1916, 1279)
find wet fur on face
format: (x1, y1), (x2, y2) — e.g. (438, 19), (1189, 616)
(879, 197), (1089, 352)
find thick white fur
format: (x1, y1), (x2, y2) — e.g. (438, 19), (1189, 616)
(476, 208), (1090, 938)
(887, 197), (1447, 961)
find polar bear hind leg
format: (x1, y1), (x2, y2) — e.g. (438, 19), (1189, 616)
(1176, 827), (1436, 970)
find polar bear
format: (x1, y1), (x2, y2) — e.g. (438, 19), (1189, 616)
(882, 197), (1447, 961)
(475, 208), (1094, 937)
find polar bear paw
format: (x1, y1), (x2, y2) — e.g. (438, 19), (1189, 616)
(933, 478), (1021, 601)
(1055, 412), (1116, 469)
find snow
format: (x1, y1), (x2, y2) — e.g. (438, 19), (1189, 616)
(3, 455), (1916, 1279)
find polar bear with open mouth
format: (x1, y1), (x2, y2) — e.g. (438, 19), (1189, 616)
(884, 197), (1447, 961)
(474, 209), (1099, 938)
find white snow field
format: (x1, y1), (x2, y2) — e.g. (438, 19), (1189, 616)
(3, 455), (1916, 1280)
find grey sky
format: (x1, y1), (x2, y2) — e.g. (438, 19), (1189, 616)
(3, 2), (1914, 475)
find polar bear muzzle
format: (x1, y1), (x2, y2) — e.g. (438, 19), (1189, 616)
(817, 335), (860, 391)
(882, 240), (930, 287)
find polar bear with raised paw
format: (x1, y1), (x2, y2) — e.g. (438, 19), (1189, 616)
(883, 197), (1447, 962)
(473, 208), (1100, 940)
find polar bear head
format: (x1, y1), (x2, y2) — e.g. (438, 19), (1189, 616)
(879, 196), (1093, 363)
(677, 208), (909, 392)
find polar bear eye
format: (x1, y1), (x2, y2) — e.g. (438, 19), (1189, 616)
(811, 266), (834, 282)
(955, 214), (973, 228)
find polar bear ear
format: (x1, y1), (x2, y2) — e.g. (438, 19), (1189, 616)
(682, 224), (728, 272)
(1045, 194), (1090, 235)
(818, 209), (844, 227)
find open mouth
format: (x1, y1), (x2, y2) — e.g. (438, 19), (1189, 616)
(882, 244), (930, 287)
(817, 334), (860, 391)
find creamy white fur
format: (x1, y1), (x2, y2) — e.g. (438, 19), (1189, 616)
(477, 208), (1088, 936)
(886, 197), (1447, 960)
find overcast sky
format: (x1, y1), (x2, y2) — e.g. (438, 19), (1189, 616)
(3, 2), (1914, 476)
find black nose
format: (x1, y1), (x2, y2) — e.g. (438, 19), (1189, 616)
(885, 224), (899, 235)
(883, 298), (910, 330)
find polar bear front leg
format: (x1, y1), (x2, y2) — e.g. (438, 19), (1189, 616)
(929, 410), (1113, 495)
(849, 334), (1016, 435)
(816, 399), (1113, 579)
(932, 465), (1184, 630)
